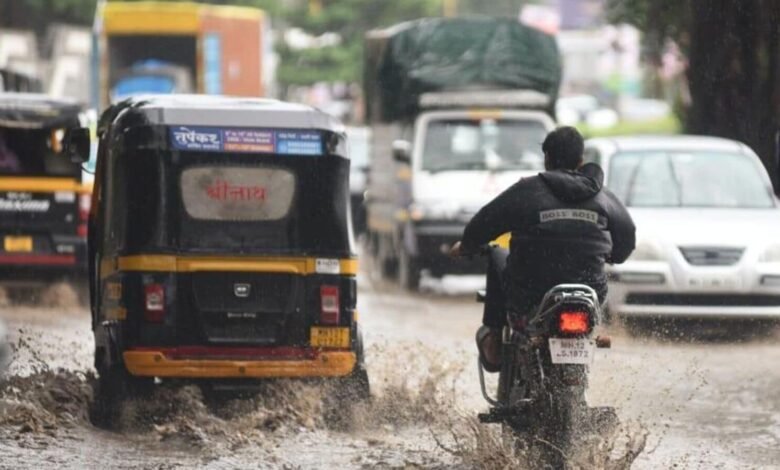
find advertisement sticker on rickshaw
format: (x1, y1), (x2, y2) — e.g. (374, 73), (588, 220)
(170, 126), (323, 155)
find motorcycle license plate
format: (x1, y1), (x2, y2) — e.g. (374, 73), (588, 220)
(549, 338), (596, 365)
(4, 236), (32, 252)
(310, 327), (350, 349)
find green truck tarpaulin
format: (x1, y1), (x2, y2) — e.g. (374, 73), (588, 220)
(364, 16), (562, 123)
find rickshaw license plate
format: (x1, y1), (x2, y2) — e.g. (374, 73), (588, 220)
(549, 338), (596, 365)
(310, 327), (350, 348)
(4, 236), (32, 252)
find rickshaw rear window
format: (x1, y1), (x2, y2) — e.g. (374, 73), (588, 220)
(180, 166), (296, 221)
(0, 128), (80, 177)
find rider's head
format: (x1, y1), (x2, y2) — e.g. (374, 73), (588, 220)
(542, 126), (584, 171)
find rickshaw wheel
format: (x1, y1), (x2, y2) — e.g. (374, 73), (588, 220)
(323, 365), (371, 430)
(90, 365), (153, 430)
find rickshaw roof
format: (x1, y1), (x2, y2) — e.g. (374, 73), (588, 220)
(0, 92), (83, 129)
(115, 94), (345, 133)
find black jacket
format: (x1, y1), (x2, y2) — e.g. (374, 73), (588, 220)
(461, 163), (636, 301)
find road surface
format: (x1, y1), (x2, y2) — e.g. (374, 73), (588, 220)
(0, 274), (778, 469)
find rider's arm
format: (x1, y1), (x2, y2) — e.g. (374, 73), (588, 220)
(460, 182), (523, 252)
(605, 192), (636, 264)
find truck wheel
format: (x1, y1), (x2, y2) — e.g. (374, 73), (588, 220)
(377, 235), (398, 279)
(399, 247), (421, 291)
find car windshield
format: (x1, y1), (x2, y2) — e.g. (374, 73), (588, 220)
(421, 118), (547, 172)
(608, 150), (775, 208)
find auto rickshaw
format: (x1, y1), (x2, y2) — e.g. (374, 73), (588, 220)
(0, 93), (91, 302)
(77, 95), (368, 426)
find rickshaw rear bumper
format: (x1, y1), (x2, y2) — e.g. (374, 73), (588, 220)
(123, 349), (357, 379)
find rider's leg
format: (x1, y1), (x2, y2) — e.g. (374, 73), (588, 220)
(477, 247), (509, 372)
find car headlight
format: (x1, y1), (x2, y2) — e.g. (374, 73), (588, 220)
(760, 244), (780, 262)
(629, 240), (665, 261)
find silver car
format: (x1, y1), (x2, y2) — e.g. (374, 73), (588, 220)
(585, 135), (780, 321)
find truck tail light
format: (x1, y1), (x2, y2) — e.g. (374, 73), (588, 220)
(320, 285), (340, 325)
(77, 193), (91, 238)
(558, 311), (590, 335)
(144, 283), (165, 323)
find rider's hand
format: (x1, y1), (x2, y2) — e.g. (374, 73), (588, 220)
(449, 241), (463, 258)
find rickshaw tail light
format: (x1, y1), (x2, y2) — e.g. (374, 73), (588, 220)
(78, 194), (90, 238)
(320, 285), (340, 325)
(144, 283), (165, 323)
(558, 311), (590, 335)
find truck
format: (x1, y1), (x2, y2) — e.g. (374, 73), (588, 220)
(363, 17), (562, 290)
(93, 1), (271, 109)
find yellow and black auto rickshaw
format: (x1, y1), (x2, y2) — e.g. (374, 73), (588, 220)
(0, 93), (91, 302)
(80, 95), (368, 426)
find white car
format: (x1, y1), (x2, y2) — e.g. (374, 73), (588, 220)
(585, 135), (780, 321)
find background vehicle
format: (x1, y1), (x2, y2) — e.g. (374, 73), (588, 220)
(110, 60), (194, 102)
(0, 93), (90, 302)
(87, 95), (368, 426)
(0, 318), (9, 374)
(346, 126), (371, 237)
(93, 1), (271, 108)
(363, 17), (560, 290)
(585, 135), (780, 327)
(477, 275), (613, 467)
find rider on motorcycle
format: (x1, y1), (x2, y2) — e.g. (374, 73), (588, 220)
(450, 126), (635, 371)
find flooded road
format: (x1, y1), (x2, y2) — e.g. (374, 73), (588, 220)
(1, 275), (779, 469)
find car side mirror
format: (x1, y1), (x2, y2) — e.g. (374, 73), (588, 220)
(63, 127), (90, 164)
(392, 140), (412, 164)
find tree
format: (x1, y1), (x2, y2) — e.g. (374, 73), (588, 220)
(278, 0), (443, 88)
(0, 0), (98, 33)
(608, 0), (780, 192)
(1, 1), (283, 32)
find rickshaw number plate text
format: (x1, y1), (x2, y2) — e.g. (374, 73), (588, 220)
(4, 236), (32, 252)
(549, 338), (595, 365)
(310, 327), (350, 349)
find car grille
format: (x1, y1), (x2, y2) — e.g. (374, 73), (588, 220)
(679, 246), (744, 266)
(626, 293), (780, 307)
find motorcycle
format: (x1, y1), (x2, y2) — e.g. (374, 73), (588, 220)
(475, 248), (615, 467)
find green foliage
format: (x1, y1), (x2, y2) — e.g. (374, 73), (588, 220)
(577, 115), (681, 139)
(1, 0), (284, 30)
(0, 0), (98, 30)
(279, 0), (443, 87)
(606, 0), (690, 57)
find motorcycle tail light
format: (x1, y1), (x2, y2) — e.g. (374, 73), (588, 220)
(320, 285), (340, 325)
(144, 283), (165, 323)
(558, 311), (590, 335)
